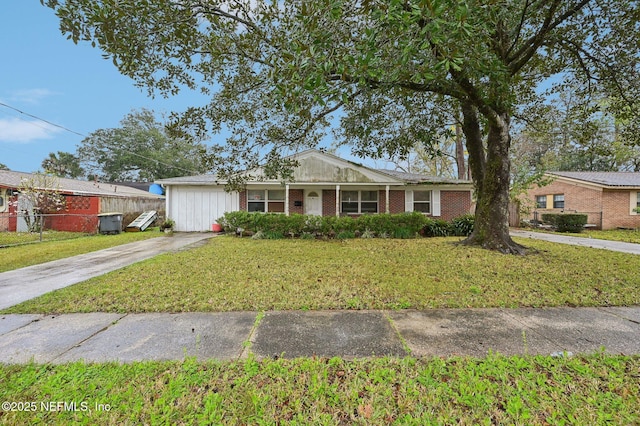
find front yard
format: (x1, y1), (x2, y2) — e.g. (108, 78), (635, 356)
(0, 230), (163, 273)
(1, 235), (640, 425)
(3, 236), (639, 314)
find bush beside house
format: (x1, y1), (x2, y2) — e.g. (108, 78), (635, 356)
(217, 211), (474, 239)
(540, 213), (588, 233)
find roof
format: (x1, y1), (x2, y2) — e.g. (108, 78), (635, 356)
(156, 149), (473, 187)
(548, 171), (640, 188)
(376, 169), (472, 185)
(0, 170), (163, 198)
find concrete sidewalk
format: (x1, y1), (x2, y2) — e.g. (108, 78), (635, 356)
(510, 229), (640, 255)
(0, 233), (215, 310)
(1, 307), (639, 363)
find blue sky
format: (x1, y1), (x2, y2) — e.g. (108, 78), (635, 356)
(0, 3), (396, 176)
(0, 2), (209, 173)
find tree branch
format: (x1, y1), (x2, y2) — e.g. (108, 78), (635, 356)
(508, 0), (590, 75)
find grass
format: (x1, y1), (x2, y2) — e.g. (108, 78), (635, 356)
(0, 230), (92, 247)
(0, 230), (163, 273)
(0, 353), (638, 425)
(581, 229), (640, 243)
(2, 236), (639, 424)
(526, 228), (640, 244)
(3, 236), (639, 314)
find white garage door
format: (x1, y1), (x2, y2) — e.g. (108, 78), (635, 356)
(167, 186), (239, 232)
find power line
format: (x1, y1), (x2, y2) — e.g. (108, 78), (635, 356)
(0, 101), (85, 137)
(0, 101), (202, 176)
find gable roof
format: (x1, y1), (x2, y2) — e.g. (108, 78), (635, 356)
(157, 149), (472, 187)
(376, 169), (472, 185)
(548, 171), (640, 188)
(0, 170), (163, 199)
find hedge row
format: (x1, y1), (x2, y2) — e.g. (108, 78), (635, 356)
(217, 211), (475, 239)
(540, 213), (588, 233)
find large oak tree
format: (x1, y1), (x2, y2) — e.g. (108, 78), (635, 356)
(44, 0), (639, 253)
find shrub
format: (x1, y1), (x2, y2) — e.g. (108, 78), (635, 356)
(218, 211), (254, 233)
(220, 211), (477, 239)
(422, 219), (451, 237)
(541, 213), (560, 227)
(556, 214), (588, 233)
(336, 230), (356, 239)
(450, 214), (475, 236)
(393, 227), (415, 239)
(540, 213), (587, 233)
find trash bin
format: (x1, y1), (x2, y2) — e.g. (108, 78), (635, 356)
(97, 212), (123, 234)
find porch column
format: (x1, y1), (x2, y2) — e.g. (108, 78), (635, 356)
(335, 185), (340, 217)
(385, 185), (390, 214)
(285, 184), (290, 216)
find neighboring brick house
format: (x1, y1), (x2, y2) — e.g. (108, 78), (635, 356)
(157, 149), (474, 232)
(524, 171), (640, 230)
(0, 170), (164, 233)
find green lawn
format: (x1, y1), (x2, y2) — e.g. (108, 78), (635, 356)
(526, 228), (640, 244)
(2, 236), (639, 425)
(0, 353), (638, 425)
(0, 230), (92, 247)
(0, 230), (163, 273)
(3, 236), (639, 314)
(581, 229), (640, 243)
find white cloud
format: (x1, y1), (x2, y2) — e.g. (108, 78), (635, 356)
(9, 88), (57, 104)
(0, 118), (61, 143)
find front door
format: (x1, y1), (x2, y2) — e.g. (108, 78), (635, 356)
(304, 190), (322, 216)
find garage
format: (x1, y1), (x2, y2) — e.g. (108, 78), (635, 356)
(165, 185), (238, 232)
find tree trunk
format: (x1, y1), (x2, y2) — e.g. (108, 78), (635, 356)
(460, 104), (526, 255)
(455, 121), (466, 180)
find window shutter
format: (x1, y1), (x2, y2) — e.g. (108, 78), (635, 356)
(432, 189), (441, 216)
(404, 190), (413, 212)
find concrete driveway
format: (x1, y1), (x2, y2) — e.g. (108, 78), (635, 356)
(0, 233), (214, 310)
(510, 229), (640, 255)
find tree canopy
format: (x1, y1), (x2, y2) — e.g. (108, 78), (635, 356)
(44, 0), (640, 253)
(41, 151), (85, 178)
(77, 109), (208, 182)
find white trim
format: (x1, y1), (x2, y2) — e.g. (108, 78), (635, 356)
(385, 185), (390, 214)
(404, 189), (440, 216)
(340, 189), (379, 214)
(432, 189), (441, 217)
(404, 190), (413, 212)
(631, 191), (640, 215)
(0, 188), (6, 213)
(335, 185), (340, 217)
(285, 184), (290, 216)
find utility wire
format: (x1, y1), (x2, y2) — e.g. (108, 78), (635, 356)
(0, 101), (85, 137)
(0, 101), (202, 176)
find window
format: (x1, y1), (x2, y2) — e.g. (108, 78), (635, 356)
(413, 190), (431, 213)
(637, 192), (640, 209)
(247, 189), (285, 213)
(553, 194), (564, 209)
(535, 195), (547, 209)
(341, 190), (378, 214)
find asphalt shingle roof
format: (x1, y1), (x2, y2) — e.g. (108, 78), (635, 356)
(549, 171), (640, 187)
(375, 169), (472, 184)
(0, 170), (162, 198)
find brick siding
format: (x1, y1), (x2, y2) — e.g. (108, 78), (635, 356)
(238, 187), (474, 221)
(322, 189), (336, 216)
(289, 189), (304, 215)
(239, 190), (247, 211)
(526, 180), (640, 229)
(440, 191), (472, 220)
(602, 189), (640, 229)
(388, 190), (405, 214)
